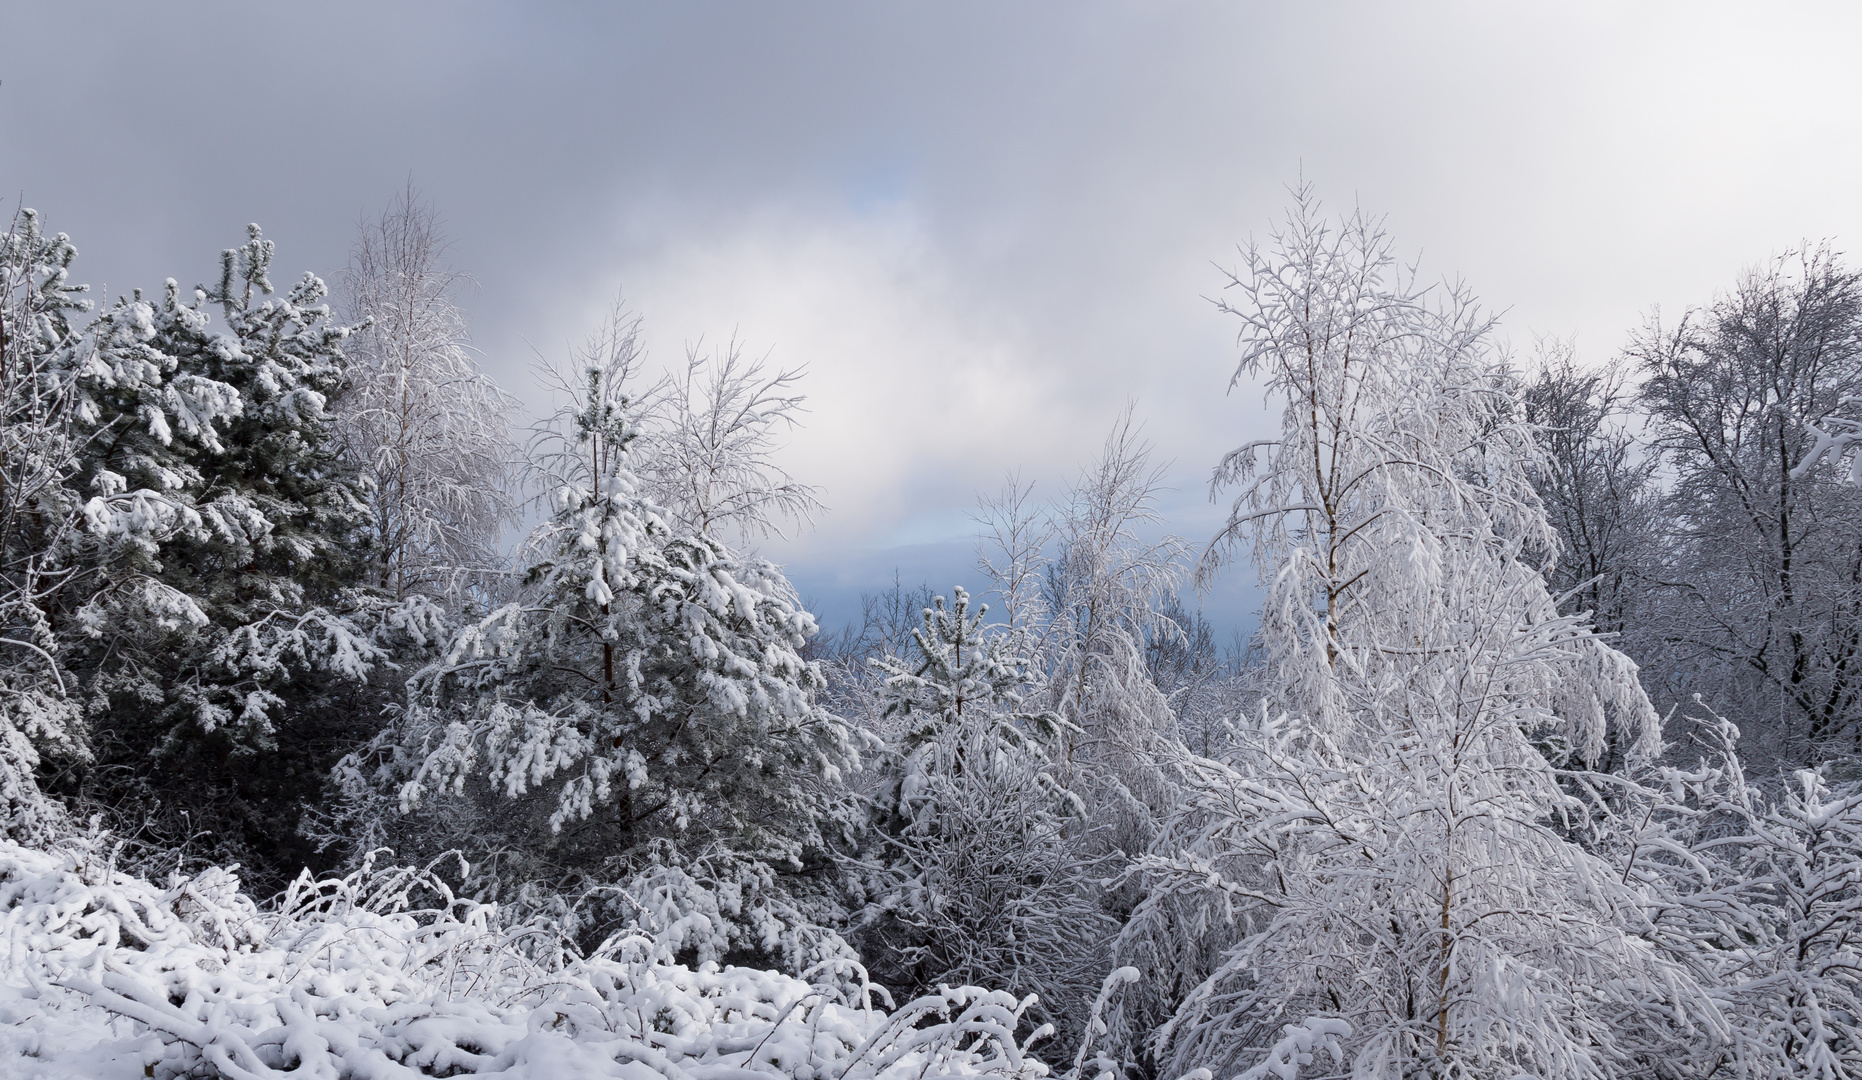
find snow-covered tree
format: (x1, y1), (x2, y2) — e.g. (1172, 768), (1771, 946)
(1022, 413), (1187, 865)
(1523, 340), (1662, 640)
(853, 587), (1108, 1050)
(959, 420), (1195, 1069)
(1043, 412), (1187, 766)
(1632, 247), (1862, 762)
(335, 186), (520, 599)
(1521, 342), (1666, 774)
(866, 587), (1067, 827)
(636, 336), (823, 549)
(1128, 188), (1708, 1080)
(4, 217), (419, 886)
(0, 209), (93, 842)
(974, 474), (1055, 639)
(1624, 712), (1862, 1079)
(339, 322), (858, 968)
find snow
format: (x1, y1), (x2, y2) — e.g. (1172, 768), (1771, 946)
(0, 839), (1054, 1080)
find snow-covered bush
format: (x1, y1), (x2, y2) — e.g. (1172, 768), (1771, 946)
(1623, 712), (1862, 1079)
(954, 423), (1196, 1069)
(0, 835), (1055, 1080)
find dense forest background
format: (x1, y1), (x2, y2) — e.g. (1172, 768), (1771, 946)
(6, 183), (1862, 1079)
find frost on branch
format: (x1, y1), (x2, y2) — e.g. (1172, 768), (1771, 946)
(635, 334), (824, 549)
(334, 186), (520, 600)
(1128, 188), (1712, 1080)
(0, 209), (94, 843)
(1626, 710), (1862, 1079)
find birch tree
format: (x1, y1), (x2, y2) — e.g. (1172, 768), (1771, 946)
(1128, 188), (1707, 1080)
(636, 338), (823, 549)
(336, 187), (519, 599)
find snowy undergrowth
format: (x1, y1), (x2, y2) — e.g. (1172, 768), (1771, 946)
(0, 838), (1054, 1080)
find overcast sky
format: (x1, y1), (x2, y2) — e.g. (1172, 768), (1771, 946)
(6, 2), (1862, 632)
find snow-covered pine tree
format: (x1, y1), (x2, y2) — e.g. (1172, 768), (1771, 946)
(40, 224), (422, 885)
(873, 586), (1063, 794)
(853, 586), (1109, 1050)
(1126, 188), (1715, 1080)
(347, 318), (858, 970)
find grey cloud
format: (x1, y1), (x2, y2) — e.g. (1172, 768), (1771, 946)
(7, 1), (1861, 636)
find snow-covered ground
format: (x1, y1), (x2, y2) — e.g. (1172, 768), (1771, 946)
(0, 838), (1055, 1080)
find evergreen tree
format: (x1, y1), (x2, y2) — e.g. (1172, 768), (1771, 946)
(853, 587), (1106, 1049)
(872, 587), (1062, 808)
(343, 336), (858, 969)
(40, 224), (414, 887)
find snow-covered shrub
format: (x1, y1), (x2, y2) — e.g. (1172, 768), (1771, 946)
(956, 423), (1197, 1070)
(0, 835), (1055, 1080)
(1624, 713), (1862, 1079)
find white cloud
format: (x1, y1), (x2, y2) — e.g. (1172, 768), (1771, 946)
(550, 197), (1203, 565)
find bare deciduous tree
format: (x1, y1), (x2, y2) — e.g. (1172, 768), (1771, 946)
(636, 337), (823, 549)
(1523, 340), (1666, 773)
(974, 472), (1055, 638)
(1634, 245), (1862, 760)
(1524, 339), (1662, 636)
(336, 187), (519, 599)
